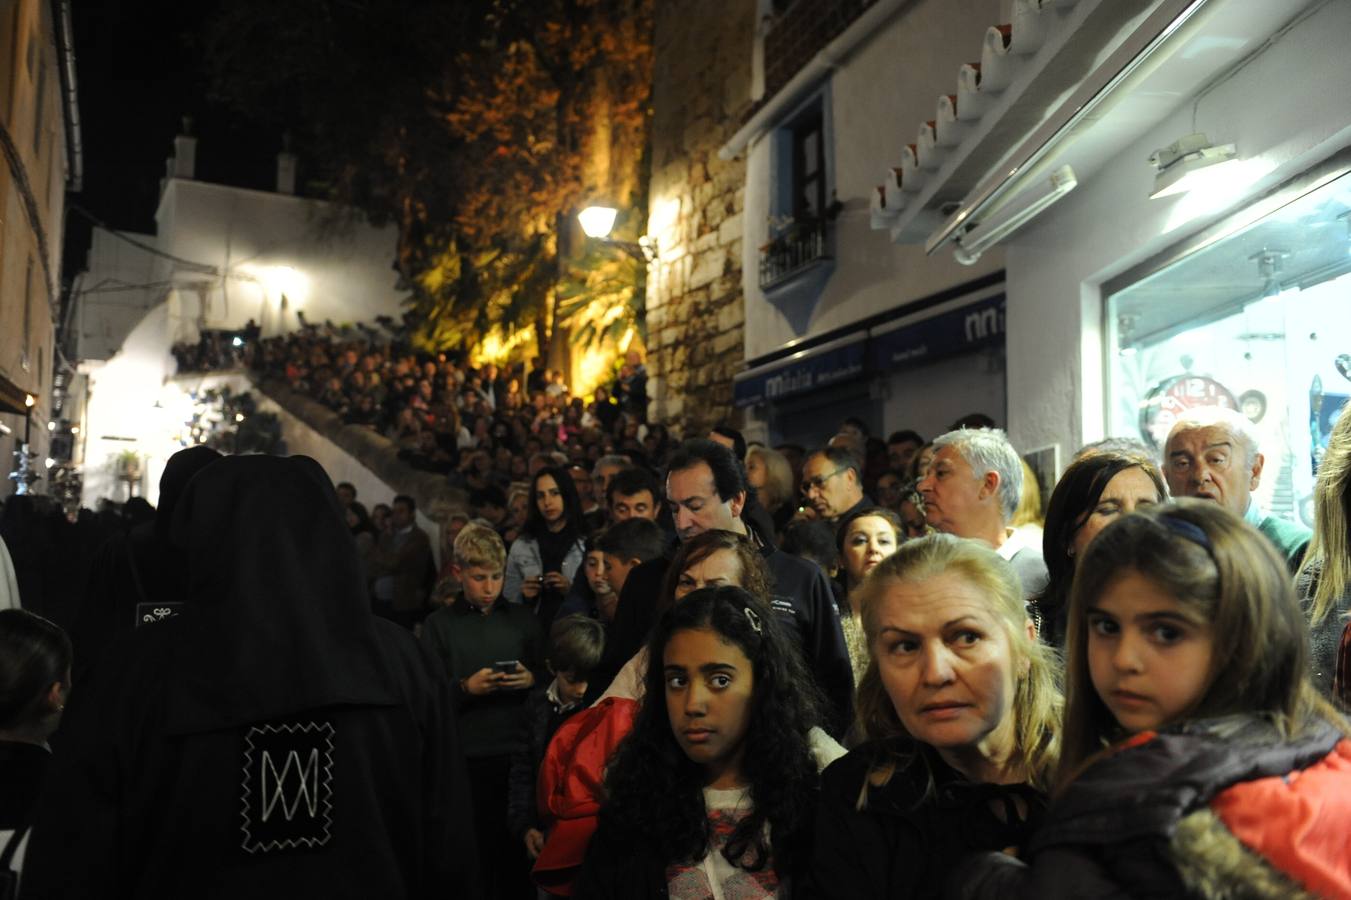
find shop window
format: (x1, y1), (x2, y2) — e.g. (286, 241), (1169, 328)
(1106, 166), (1351, 528)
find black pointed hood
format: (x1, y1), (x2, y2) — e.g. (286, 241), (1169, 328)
(163, 454), (398, 733)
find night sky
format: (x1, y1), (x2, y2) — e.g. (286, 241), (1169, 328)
(65, 0), (281, 272)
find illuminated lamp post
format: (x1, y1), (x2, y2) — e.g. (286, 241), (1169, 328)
(578, 206), (658, 262)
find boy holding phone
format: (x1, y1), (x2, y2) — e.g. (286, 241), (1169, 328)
(421, 524), (542, 898)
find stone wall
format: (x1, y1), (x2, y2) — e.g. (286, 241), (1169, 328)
(643, 0), (756, 433)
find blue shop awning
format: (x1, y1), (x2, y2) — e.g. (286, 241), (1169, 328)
(733, 333), (867, 408)
(868, 293), (1005, 371)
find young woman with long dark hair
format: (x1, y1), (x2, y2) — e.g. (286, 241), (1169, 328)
(504, 466), (587, 630)
(834, 506), (903, 686)
(1033, 448), (1166, 647)
(576, 586), (826, 898)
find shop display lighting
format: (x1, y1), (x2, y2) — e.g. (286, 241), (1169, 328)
(1149, 133), (1239, 199)
(1250, 248), (1289, 299)
(1117, 313), (1140, 357)
(951, 165), (1077, 265)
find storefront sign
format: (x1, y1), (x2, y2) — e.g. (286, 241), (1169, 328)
(868, 294), (1005, 371)
(733, 337), (867, 407)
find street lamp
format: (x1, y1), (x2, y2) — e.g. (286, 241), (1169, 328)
(578, 205), (658, 262)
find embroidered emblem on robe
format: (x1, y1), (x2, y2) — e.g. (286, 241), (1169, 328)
(240, 721), (335, 853)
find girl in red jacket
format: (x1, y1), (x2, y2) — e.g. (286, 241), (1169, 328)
(957, 499), (1351, 900)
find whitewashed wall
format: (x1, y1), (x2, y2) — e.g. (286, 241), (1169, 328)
(154, 179), (403, 342)
(740, 0), (1008, 360)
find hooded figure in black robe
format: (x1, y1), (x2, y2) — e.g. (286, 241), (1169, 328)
(20, 455), (482, 899)
(70, 445), (222, 682)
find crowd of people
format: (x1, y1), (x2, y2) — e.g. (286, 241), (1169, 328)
(3, 323), (1351, 899)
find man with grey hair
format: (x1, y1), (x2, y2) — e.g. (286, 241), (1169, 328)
(1164, 406), (1310, 570)
(591, 454), (631, 518)
(918, 427), (1048, 600)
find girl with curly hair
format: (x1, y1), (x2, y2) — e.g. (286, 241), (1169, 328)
(576, 585), (828, 899)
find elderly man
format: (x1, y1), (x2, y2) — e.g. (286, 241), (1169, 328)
(799, 446), (870, 525)
(918, 428), (1048, 600)
(590, 455), (630, 511)
(1164, 406), (1310, 571)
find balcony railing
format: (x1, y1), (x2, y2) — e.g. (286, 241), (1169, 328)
(759, 220), (831, 291)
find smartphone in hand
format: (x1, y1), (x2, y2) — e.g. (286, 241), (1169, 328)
(493, 660), (521, 674)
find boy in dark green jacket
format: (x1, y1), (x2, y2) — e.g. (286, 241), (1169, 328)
(421, 524), (542, 898)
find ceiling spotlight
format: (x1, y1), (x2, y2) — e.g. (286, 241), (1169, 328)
(1149, 133), (1239, 199)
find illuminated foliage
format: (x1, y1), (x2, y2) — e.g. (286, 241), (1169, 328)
(204, 0), (653, 357)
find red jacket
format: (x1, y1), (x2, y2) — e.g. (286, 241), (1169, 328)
(531, 697), (638, 896)
(954, 715), (1351, 900)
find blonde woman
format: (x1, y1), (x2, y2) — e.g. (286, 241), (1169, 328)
(1297, 402), (1351, 697)
(808, 534), (1061, 899)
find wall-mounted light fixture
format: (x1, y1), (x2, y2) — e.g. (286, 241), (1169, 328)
(1149, 133), (1239, 199)
(578, 205), (658, 262)
(952, 165), (1077, 265)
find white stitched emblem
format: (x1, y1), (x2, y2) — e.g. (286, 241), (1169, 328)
(240, 721), (335, 853)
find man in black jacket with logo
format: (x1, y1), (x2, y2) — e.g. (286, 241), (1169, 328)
(595, 440), (854, 736)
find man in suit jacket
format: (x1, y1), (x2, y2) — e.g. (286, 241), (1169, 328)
(370, 494), (434, 628)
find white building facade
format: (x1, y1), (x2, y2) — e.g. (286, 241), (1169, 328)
(724, 0), (1348, 527)
(75, 135), (404, 505)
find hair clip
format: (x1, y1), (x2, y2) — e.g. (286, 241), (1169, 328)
(1158, 515), (1212, 550)
(743, 606), (763, 634)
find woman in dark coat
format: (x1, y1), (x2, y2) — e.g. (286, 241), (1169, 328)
(0, 609), (70, 882)
(807, 534), (1061, 900)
